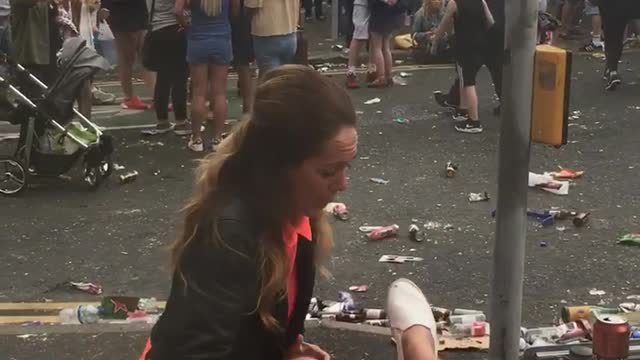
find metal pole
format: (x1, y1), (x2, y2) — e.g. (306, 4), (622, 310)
(331, 0), (340, 40)
(489, 0), (538, 358)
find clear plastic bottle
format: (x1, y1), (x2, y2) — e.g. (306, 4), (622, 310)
(59, 305), (101, 324)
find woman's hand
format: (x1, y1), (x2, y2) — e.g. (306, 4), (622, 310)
(287, 335), (331, 360)
(175, 0), (188, 28)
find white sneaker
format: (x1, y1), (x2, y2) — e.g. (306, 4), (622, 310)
(188, 137), (204, 152)
(387, 278), (438, 360)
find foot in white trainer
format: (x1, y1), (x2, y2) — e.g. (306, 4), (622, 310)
(387, 278), (438, 360)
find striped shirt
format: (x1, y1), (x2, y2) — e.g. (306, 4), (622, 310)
(245, 0), (298, 37)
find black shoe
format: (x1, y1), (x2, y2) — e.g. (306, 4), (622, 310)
(452, 108), (469, 122)
(606, 71), (621, 91)
(455, 119), (484, 134)
(433, 91), (458, 111)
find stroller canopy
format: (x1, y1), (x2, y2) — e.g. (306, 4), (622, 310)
(44, 38), (110, 125)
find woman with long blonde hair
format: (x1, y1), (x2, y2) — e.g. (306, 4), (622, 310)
(176, 0), (239, 152)
(139, 65), (357, 359)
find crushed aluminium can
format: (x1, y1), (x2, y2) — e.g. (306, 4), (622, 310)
(368, 224), (399, 241)
(119, 171), (139, 184)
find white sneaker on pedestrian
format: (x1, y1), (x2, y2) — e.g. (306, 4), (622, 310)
(387, 278), (438, 360)
(188, 137), (204, 152)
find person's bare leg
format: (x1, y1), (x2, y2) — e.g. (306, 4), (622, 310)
(382, 34), (393, 81)
(135, 30), (156, 99)
(402, 325), (437, 360)
(77, 80), (92, 119)
(370, 33), (385, 82)
(348, 38), (362, 70)
(190, 64), (208, 143)
(236, 64), (253, 114)
(114, 32), (135, 99)
(461, 85), (479, 121)
(209, 64), (228, 142)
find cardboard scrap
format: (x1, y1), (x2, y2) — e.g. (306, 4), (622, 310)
(438, 335), (490, 351)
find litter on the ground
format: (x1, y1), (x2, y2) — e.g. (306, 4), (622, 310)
(548, 166), (585, 180)
(391, 75), (408, 86)
(468, 192), (490, 202)
(409, 224), (423, 242)
(378, 255), (424, 263)
(119, 171), (139, 184)
(348, 285), (369, 292)
(113, 163), (125, 171)
(364, 97), (381, 105)
(393, 118), (410, 124)
(323, 202), (349, 221)
(589, 288), (606, 296)
(368, 224), (399, 241)
(445, 161), (458, 177)
(69, 281), (103, 295)
(399, 72), (412, 78)
(528, 172), (570, 195)
(617, 233), (640, 246)
(359, 225), (383, 233)
(424, 221), (442, 230)
(369, 177), (389, 185)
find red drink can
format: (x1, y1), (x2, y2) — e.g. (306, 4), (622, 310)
(367, 224), (399, 241)
(593, 315), (630, 359)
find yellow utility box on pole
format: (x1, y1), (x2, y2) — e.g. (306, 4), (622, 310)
(531, 45), (572, 146)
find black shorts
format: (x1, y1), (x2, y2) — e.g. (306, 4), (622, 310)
(231, 16), (254, 65)
(456, 54), (484, 87)
(108, 2), (148, 33)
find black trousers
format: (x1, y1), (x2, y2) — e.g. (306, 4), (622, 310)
(152, 25), (188, 121)
(304, 0), (323, 17)
(599, 0), (640, 71)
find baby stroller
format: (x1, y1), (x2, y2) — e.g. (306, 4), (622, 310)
(0, 37), (113, 195)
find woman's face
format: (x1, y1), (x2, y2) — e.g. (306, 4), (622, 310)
(289, 126), (358, 217)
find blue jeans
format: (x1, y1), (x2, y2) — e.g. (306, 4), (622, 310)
(252, 33), (297, 75)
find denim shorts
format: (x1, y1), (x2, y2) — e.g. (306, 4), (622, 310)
(585, 0), (600, 16)
(252, 33), (297, 74)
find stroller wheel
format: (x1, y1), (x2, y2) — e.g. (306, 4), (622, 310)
(0, 157), (28, 195)
(84, 166), (102, 190)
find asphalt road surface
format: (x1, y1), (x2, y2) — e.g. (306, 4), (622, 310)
(1, 52), (639, 359)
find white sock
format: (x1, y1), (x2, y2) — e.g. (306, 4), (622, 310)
(593, 35), (603, 46)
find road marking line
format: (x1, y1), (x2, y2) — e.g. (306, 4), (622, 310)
(0, 301), (166, 311)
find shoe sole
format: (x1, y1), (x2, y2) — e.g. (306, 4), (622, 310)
(606, 79), (621, 91)
(174, 130), (192, 136)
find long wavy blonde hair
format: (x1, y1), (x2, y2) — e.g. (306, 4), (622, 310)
(200, 0), (222, 16)
(171, 65), (356, 331)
